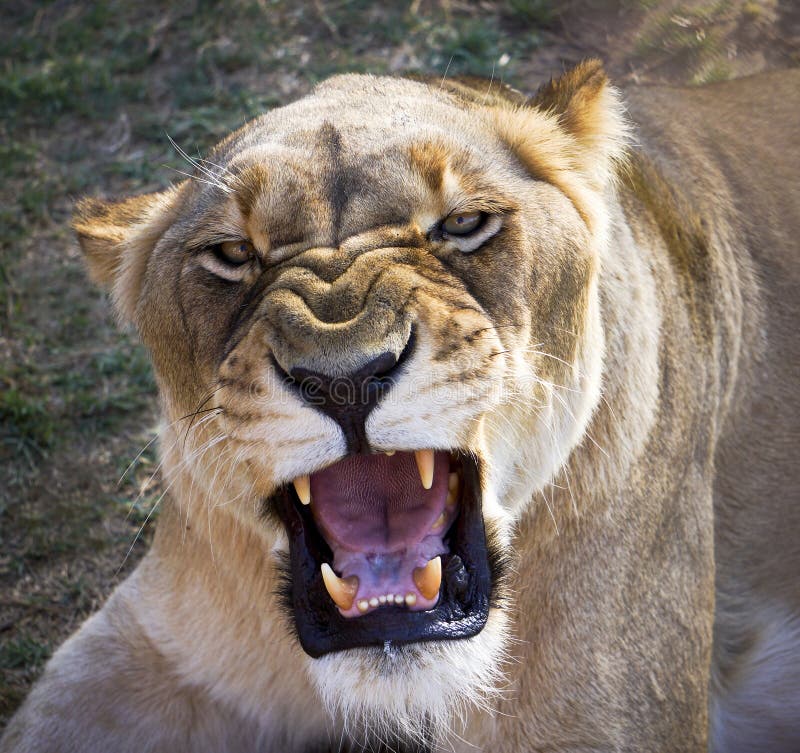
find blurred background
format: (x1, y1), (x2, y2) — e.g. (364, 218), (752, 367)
(0, 0), (797, 727)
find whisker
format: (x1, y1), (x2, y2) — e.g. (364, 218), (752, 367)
(482, 61), (496, 105)
(117, 431), (161, 488)
(540, 486), (560, 536)
(126, 410), (221, 520)
(183, 388), (223, 447)
(116, 432), (225, 574)
(166, 133), (234, 194)
(116, 405), (223, 488)
(164, 167), (232, 192)
(439, 55), (454, 89)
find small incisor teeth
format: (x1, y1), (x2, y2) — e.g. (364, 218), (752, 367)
(415, 449), (435, 490)
(293, 475), (311, 505)
(413, 556), (442, 601)
(405, 593), (417, 606)
(357, 599), (369, 613)
(320, 563), (359, 611)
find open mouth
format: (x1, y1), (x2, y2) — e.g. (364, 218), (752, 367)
(272, 450), (492, 657)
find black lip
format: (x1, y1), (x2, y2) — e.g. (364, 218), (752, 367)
(272, 453), (492, 658)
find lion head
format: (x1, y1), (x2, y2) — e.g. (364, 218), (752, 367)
(73, 60), (627, 745)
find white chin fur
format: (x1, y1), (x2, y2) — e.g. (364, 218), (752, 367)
(307, 608), (509, 748)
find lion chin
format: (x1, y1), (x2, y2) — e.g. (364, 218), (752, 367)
(3, 59), (800, 753)
(308, 615), (510, 749)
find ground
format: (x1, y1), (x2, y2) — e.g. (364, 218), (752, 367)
(0, 0), (797, 729)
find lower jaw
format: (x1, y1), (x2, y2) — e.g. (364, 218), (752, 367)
(272, 452), (493, 658)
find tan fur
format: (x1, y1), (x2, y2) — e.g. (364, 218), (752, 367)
(3, 62), (799, 753)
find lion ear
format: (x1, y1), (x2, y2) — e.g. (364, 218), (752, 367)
(528, 59), (629, 186)
(73, 186), (183, 323)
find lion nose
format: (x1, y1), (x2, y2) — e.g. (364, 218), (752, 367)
(286, 334), (414, 453)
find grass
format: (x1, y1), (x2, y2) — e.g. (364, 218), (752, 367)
(627, 0), (785, 83)
(0, 637), (51, 672)
(634, 1), (729, 59)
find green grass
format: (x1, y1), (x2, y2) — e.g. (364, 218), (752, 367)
(0, 637), (51, 672)
(633, 1), (730, 69)
(690, 57), (734, 83)
(0, 388), (55, 459)
(507, 0), (555, 25)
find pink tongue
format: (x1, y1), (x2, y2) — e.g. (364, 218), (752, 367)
(310, 451), (450, 553)
(310, 451), (452, 616)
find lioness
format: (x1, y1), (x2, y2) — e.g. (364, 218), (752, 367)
(2, 60), (798, 753)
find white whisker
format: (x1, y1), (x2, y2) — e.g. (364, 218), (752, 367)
(166, 133), (234, 194)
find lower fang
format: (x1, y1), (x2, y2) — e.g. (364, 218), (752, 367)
(320, 563), (359, 611)
(413, 556), (442, 601)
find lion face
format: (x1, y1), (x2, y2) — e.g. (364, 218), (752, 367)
(75, 62), (626, 741)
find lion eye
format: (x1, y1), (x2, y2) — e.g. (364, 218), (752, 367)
(216, 240), (254, 266)
(442, 211), (484, 236)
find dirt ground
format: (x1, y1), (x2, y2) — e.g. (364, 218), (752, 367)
(0, 0), (797, 729)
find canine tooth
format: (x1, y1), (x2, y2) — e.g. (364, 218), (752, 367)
(379, 595), (387, 605)
(448, 472), (459, 491)
(394, 594), (404, 605)
(431, 511), (446, 530)
(413, 556), (442, 601)
(369, 597), (379, 608)
(320, 563), (358, 611)
(405, 593), (417, 607)
(415, 449), (434, 489)
(293, 475), (311, 505)
(357, 599), (369, 613)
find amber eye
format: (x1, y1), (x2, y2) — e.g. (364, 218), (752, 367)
(442, 211), (484, 236)
(215, 240), (254, 266)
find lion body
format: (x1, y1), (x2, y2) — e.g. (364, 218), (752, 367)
(2, 65), (798, 753)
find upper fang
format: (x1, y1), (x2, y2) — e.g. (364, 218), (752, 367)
(415, 449), (434, 490)
(293, 475), (311, 505)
